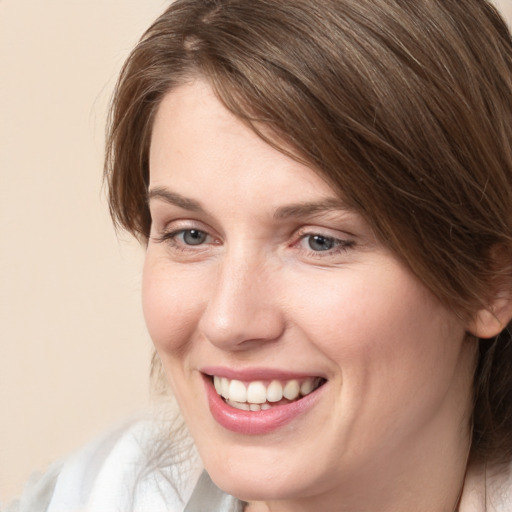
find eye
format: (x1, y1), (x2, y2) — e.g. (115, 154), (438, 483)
(177, 229), (208, 246)
(305, 234), (338, 252)
(294, 230), (355, 258)
(153, 226), (217, 250)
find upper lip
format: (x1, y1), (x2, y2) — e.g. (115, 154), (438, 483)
(201, 366), (327, 382)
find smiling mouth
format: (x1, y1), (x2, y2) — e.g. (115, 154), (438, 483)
(209, 375), (326, 412)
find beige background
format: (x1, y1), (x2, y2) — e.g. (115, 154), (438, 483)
(1, 0), (511, 505)
(0, 0), (168, 503)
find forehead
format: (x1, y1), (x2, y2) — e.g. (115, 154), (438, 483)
(149, 79), (340, 207)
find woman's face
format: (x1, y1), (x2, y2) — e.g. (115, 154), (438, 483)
(144, 80), (474, 508)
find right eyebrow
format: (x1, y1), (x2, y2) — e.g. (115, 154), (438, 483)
(146, 187), (206, 213)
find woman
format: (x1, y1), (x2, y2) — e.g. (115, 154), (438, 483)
(12, 0), (512, 511)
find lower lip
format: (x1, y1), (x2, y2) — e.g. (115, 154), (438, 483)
(204, 376), (325, 435)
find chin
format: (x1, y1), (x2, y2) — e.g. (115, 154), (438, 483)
(207, 465), (310, 503)
(196, 439), (326, 503)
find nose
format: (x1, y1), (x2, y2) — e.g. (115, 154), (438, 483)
(198, 250), (285, 351)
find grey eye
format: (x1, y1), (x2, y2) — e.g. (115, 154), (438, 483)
(181, 229), (208, 245)
(307, 235), (336, 251)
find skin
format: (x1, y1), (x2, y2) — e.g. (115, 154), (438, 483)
(143, 79), (477, 512)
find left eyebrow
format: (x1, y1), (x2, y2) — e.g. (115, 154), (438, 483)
(273, 199), (352, 220)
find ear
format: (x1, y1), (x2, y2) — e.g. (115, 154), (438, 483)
(467, 244), (512, 339)
(467, 294), (512, 339)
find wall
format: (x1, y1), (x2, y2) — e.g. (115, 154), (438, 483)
(0, 0), (167, 503)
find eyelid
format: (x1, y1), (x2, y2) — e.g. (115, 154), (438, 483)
(294, 225), (355, 241)
(152, 216), (212, 235)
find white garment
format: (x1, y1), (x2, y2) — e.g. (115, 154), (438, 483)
(6, 416), (512, 512)
(459, 462), (512, 512)
(5, 417), (220, 512)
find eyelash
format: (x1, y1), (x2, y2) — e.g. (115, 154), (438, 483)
(154, 228), (218, 252)
(153, 227), (354, 258)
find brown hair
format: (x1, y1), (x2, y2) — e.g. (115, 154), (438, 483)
(105, 0), (512, 464)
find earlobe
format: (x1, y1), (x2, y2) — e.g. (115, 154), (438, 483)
(467, 295), (512, 339)
(468, 245), (512, 339)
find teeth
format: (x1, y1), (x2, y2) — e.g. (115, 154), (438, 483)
(213, 375), (322, 409)
(220, 377), (229, 399)
(283, 379), (300, 400)
(227, 400), (250, 411)
(228, 379), (247, 402)
(267, 380), (283, 402)
(247, 381), (267, 404)
(300, 379), (314, 395)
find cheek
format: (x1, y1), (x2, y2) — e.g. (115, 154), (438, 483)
(291, 265), (464, 397)
(141, 255), (205, 355)
(284, 268), (390, 356)
(292, 269), (467, 454)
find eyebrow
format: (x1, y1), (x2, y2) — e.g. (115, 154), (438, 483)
(147, 187), (206, 213)
(147, 187), (351, 219)
(273, 198), (352, 220)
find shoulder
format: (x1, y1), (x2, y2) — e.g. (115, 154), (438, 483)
(9, 411), (203, 512)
